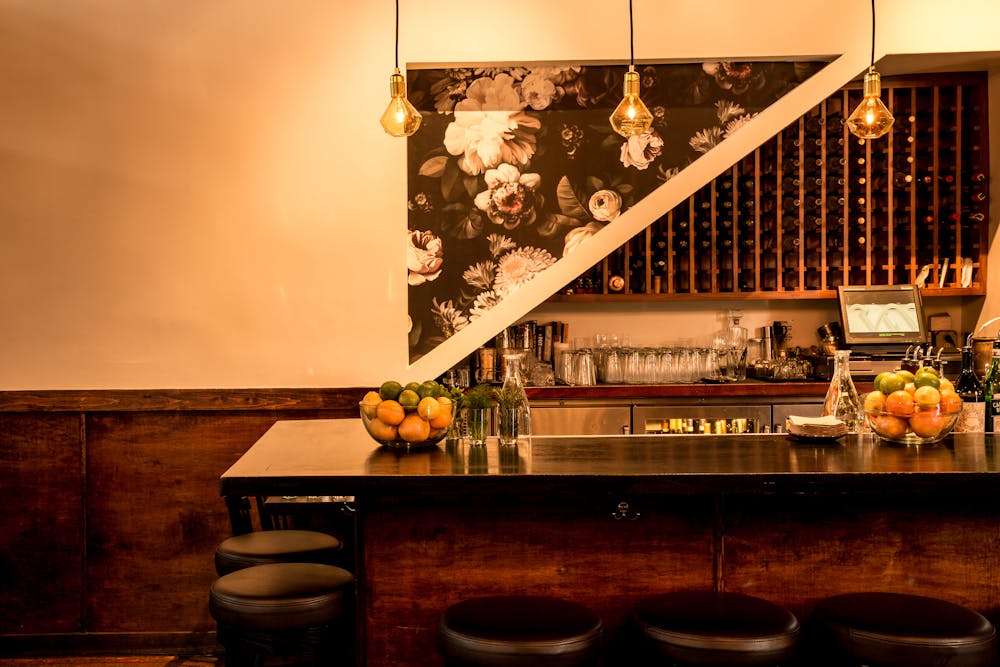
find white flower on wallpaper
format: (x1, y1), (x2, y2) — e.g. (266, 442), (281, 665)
(443, 74), (541, 176)
(473, 163), (542, 230)
(407, 230), (444, 286)
(588, 190), (623, 222)
(494, 246), (556, 296)
(562, 221), (604, 257)
(620, 130), (664, 170)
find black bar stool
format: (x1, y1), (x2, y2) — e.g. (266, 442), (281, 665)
(209, 561), (354, 666)
(632, 591), (800, 666)
(809, 592), (997, 667)
(214, 529), (343, 575)
(438, 595), (603, 666)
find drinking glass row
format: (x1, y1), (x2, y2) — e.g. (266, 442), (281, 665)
(558, 346), (745, 385)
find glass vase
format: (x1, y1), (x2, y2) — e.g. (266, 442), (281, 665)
(466, 407), (489, 446)
(822, 349), (863, 433)
(497, 353), (531, 445)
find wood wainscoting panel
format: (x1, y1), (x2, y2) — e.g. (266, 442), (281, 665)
(0, 413), (84, 633)
(83, 410), (334, 633)
(721, 493), (1000, 618)
(360, 492), (716, 667)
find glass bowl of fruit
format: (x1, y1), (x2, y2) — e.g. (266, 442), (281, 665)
(863, 367), (963, 445)
(359, 380), (454, 450)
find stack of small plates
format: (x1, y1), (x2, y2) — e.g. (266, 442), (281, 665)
(785, 415), (848, 441)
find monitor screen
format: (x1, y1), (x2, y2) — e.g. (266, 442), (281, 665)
(837, 285), (927, 347)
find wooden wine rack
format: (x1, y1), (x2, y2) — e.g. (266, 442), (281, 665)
(554, 73), (989, 301)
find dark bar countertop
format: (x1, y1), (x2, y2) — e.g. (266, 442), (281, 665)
(221, 419), (999, 498)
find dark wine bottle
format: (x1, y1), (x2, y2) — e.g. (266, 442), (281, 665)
(956, 344), (984, 402)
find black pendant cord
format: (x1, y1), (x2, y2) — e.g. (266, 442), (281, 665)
(394, 0), (400, 70)
(869, 0), (876, 70)
(629, 0), (635, 67)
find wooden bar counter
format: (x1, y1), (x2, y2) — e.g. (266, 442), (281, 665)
(221, 419), (1000, 667)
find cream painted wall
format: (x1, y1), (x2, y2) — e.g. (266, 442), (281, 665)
(0, 0), (997, 389)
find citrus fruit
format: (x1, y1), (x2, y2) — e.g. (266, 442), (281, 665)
(873, 371), (893, 394)
(379, 380), (403, 401)
(404, 381), (421, 394)
(361, 390), (381, 418)
(365, 417), (398, 441)
(417, 380), (440, 399)
(879, 372), (905, 395)
(940, 390), (962, 413)
(914, 371), (941, 390)
(429, 409), (452, 430)
(909, 408), (946, 438)
(398, 413), (431, 442)
(904, 382), (917, 396)
(938, 377), (955, 393)
(913, 385), (941, 408)
(916, 364), (939, 376)
(885, 390), (915, 418)
(417, 396), (441, 421)
(398, 389), (420, 409)
(863, 390), (886, 413)
(896, 370), (916, 385)
(874, 413), (909, 440)
(376, 399), (405, 426)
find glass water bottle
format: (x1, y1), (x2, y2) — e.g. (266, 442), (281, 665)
(822, 349), (863, 432)
(497, 352), (531, 445)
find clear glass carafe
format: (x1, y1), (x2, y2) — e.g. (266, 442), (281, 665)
(822, 349), (863, 433)
(496, 353), (531, 445)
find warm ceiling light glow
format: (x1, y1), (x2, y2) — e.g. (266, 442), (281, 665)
(610, 66), (653, 137)
(381, 68), (422, 137)
(847, 68), (894, 139)
(381, 0), (421, 138)
(609, 0), (653, 137)
(848, 0), (893, 140)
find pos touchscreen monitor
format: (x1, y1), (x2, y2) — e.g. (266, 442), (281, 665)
(837, 285), (927, 348)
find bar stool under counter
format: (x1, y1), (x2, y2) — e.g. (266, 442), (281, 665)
(632, 591), (801, 666)
(809, 592), (997, 667)
(438, 595), (603, 666)
(209, 561), (355, 666)
(214, 529), (344, 575)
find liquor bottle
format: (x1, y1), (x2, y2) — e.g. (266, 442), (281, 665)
(984, 337), (1000, 432)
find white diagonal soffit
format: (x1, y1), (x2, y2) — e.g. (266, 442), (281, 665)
(409, 51), (870, 378)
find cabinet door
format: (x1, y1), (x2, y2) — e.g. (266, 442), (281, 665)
(531, 404), (631, 435)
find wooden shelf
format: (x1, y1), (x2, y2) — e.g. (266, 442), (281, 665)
(556, 73), (990, 302)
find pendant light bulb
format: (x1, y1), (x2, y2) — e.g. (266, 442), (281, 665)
(380, 68), (422, 137)
(847, 67), (894, 139)
(610, 66), (653, 137)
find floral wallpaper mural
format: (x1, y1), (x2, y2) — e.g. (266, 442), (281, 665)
(405, 61), (826, 362)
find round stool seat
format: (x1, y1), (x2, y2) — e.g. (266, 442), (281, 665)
(811, 592), (997, 667)
(438, 595), (603, 666)
(214, 529), (342, 575)
(209, 562), (354, 631)
(633, 591), (800, 666)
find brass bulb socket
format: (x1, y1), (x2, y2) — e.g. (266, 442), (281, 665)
(389, 71), (407, 98)
(863, 69), (882, 99)
(623, 68), (641, 97)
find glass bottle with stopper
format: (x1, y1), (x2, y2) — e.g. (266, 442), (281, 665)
(822, 349), (863, 432)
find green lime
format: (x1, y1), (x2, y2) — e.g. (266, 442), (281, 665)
(379, 380), (403, 401)
(403, 381), (421, 394)
(913, 372), (941, 389)
(915, 364), (939, 376)
(895, 370), (916, 386)
(880, 372), (905, 395)
(417, 380), (440, 399)
(398, 389), (420, 408)
(873, 371), (893, 394)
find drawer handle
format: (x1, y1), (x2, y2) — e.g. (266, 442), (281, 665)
(612, 501), (640, 521)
